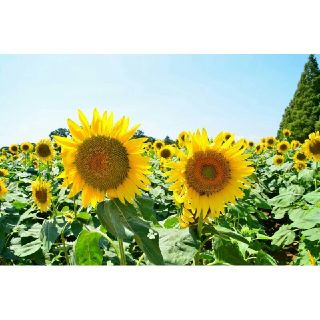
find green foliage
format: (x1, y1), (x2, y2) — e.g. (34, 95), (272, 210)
(278, 54), (320, 141)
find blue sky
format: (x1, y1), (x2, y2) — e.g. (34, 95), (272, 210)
(0, 54), (315, 146)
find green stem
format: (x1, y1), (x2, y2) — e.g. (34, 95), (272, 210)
(197, 211), (204, 238)
(315, 162), (318, 190)
(118, 238), (126, 265)
(73, 197), (77, 219)
(61, 226), (70, 265)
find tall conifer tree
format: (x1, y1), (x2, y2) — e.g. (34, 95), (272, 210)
(278, 55), (320, 141)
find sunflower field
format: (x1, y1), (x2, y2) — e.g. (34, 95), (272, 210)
(1, 109), (320, 266)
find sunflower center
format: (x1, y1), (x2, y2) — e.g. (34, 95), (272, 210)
(35, 189), (48, 203)
(155, 142), (163, 149)
(309, 140), (320, 155)
(297, 153), (306, 161)
(11, 146), (17, 152)
(185, 150), (231, 195)
(0, 171), (4, 177)
(225, 134), (231, 140)
(267, 139), (274, 145)
(201, 165), (216, 179)
(276, 158), (283, 164)
(160, 149), (171, 159)
(75, 136), (130, 191)
(37, 144), (51, 157)
(22, 145), (29, 151)
(280, 144), (288, 151)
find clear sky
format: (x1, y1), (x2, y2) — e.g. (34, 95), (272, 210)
(0, 54), (315, 147)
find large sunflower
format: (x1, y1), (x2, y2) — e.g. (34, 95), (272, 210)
(54, 109), (151, 207)
(35, 139), (55, 162)
(32, 178), (52, 212)
(0, 179), (8, 199)
(166, 129), (254, 219)
(303, 132), (320, 161)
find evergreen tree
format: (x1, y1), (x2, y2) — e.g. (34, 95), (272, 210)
(277, 54), (320, 141)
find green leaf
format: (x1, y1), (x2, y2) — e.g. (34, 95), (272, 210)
(162, 214), (179, 229)
(271, 225), (295, 247)
(76, 212), (91, 223)
(290, 208), (320, 230)
(156, 228), (198, 265)
(40, 217), (66, 252)
(213, 237), (247, 265)
(12, 200), (28, 210)
(255, 250), (277, 265)
(303, 191), (320, 205)
(135, 196), (160, 226)
(301, 228), (320, 241)
(20, 223), (42, 238)
(10, 239), (42, 257)
(268, 186), (304, 208)
(74, 230), (103, 265)
(203, 225), (250, 244)
(97, 200), (164, 265)
(97, 201), (127, 239)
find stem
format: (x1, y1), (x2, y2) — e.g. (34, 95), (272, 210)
(118, 238), (126, 265)
(315, 162), (318, 190)
(197, 211), (204, 238)
(61, 226), (70, 265)
(73, 197), (77, 219)
(194, 211), (204, 266)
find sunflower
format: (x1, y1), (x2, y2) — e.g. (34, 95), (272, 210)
(222, 131), (234, 142)
(291, 140), (301, 149)
(248, 141), (254, 147)
(0, 168), (9, 177)
(283, 128), (291, 137)
(261, 137), (266, 144)
(21, 142), (33, 153)
(153, 140), (164, 151)
(31, 178), (52, 212)
(54, 109), (151, 207)
(237, 138), (248, 150)
(158, 145), (175, 161)
(35, 139), (55, 162)
(255, 143), (265, 154)
(273, 155), (284, 166)
(303, 132), (320, 161)
(0, 179), (8, 199)
(9, 144), (19, 154)
(294, 151), (307, 162)
(277, 141), (290, 154)
(178, 131), (190, 147)
(294, 161), (307, 172)
(166, 129), (254, 219)
(266, 136), (277, 148)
